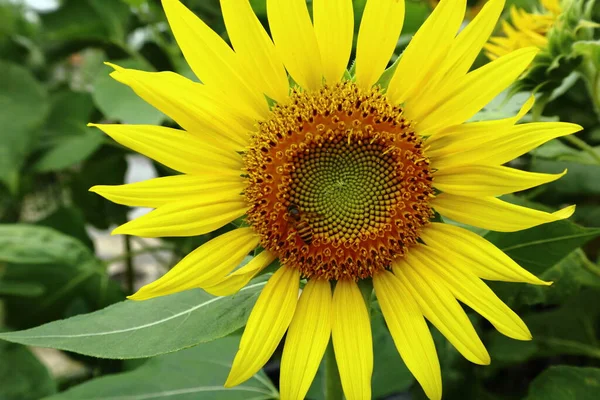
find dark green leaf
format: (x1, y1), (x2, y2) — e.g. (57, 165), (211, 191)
(525, 366), (600, 400)
(42, 335), (278, 400)
(34, 128), (105, 172)
(92, 59), (165, 125)
(0, 279), (267, 359)
(0, 60), (48, 193)
(0, 341), (56, 400)
(40, 0), (129, 43)
(0, 225), (122, 327)
(0, 281), (45, 297)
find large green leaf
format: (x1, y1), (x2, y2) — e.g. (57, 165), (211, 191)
(0, 61), (48, 193)
(0, 341), (56, 400)
(0, 279), (267, 359)
(34, 128), (105, 173)
(0, 224), (123, 328)
(42, 335), (278, 400)
(525, 366), (600, 400)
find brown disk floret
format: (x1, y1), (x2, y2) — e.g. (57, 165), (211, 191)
(244, 82), (434, 281)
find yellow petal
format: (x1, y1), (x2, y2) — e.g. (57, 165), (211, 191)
(393, 257), (490, 365)
(406, 0), (505, 113)
(434, 165), (567, 197)
(411, 245), (532, 340)
(428, 121), (582, 169)
(432, 193), (575, 232)
(331, 280), (373, 400)
(280, 279), (332, 400)
(313, 0), (353, 83)
(107, 64), (252, 150)
(129, 228), (260, 300)
(90, 174), (245, 208)
(267, 0), (323, 90)
(426, 95), (534, 143)
(203, 250), (277, 297)
(386, 0), (465, 104)
(354, 0), (404, 89)
(413, 47), (539, 136)
(220, 0), (288, 103)
(112, 198), (248, 237)
(420, 222), (551, 285)
(226, 266), (300, 387)
(161, 0), (268, 119)
(373, 271), (442, 400)
(89, 124), (242, 175)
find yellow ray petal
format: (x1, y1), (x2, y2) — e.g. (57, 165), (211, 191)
(420, 222), (551, 285)
(220, 0), (288, 103)
(112, 198), (248, 238)
(434, 165), (567, 197)
(429, 122), (582, 169)
(280, 279), (332, 400)
(411, 245), (532, 340)
(393, 258), (490, 365)
(107, 65), (252, 151)
(89, 124), (242, 175)
(386, 0), (465, 105)
(203, 250), (277, 297)
(226, 266), (300, 387)
(413, 47), (539, 136)
(161, 0), (268, 119)
(129, 228), (260, 300)
(406, 0), (505, 113)
(354, 0), (404, 89)
(426, 95), (534, 144)
(373, 271), (442, 400)
(432, 193), (575, 232)
(313, 0), (353, 83)
(90, 174), (245, 208)
(331, 280), (373, 400)
(267, 0), (322, 90)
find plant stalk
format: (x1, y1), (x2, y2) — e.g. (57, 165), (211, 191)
(124, 235), (135, 294)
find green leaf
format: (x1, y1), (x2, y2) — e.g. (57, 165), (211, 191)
(40, 0), (130, 43)
(486, 220), (600, 277)
(92, 59), (165, 125)
(0, 60), (48, 193)
(371, 311), (414, 398)
(0, 225), (123, 328)
(0, 281), (45, 297)
(525, 366), (600, 400)
(0, 341), (56, 400)
(70, 147), (128, 230)
(0, 279), (267, 359)
(572, 40), (600, 65)
(34, 128), (105, 172)
(42, 335), (277, 400)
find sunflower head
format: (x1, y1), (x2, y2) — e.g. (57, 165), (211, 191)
(88, 0), (582, 399)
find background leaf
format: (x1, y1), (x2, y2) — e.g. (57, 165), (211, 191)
(525, 366), (600, 400)
(0, 279), (267, 358)
(42, 335), (278, 400)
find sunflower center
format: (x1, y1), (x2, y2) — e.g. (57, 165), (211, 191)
(245, 82), (434, 280)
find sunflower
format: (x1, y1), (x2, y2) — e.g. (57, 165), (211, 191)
(90, 0), (581, 399)
(485, 0), (562, 59)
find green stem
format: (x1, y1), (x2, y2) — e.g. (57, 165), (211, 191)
(124, 236), (135, 294)
(579, 250), (600, 278)
(561, 135), (600, 165)
(324, 341), (344, 400)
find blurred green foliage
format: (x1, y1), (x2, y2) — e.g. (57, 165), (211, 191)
(0, 0), (600, 399)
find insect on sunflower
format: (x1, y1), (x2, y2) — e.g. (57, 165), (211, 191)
(90, 0), (581, 399)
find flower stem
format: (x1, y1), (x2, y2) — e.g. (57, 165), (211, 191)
(562, 135), (600, 165)
(124, 235), (135, 294)
(324, 341), (344, 400)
